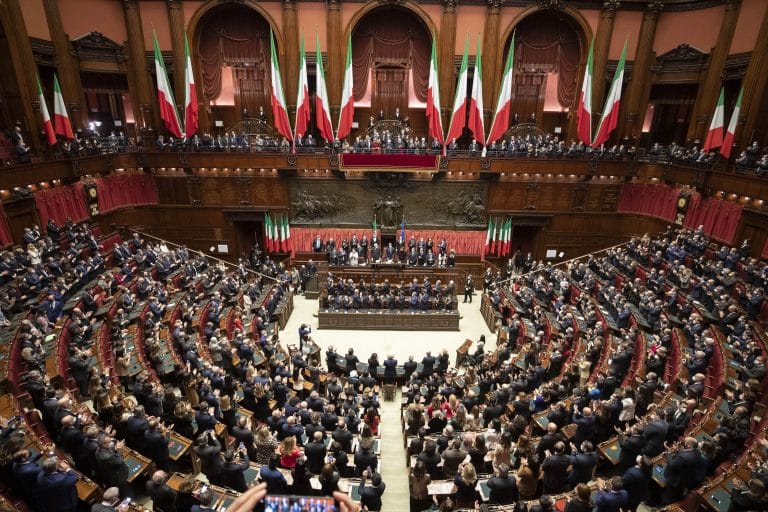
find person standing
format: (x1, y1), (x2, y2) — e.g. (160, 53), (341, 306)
(36, 457), (80, 512)
(464, 276), (475, 303)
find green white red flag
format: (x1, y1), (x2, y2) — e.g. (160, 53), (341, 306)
(152, 29), (183, 138)
(270, 29), (293, 142)
(591, 39), (627, 148)
(576, 38), (594, 146)
(264, 213), (274, 253)
(484, 218), (492, 257)
(53, 73), (74, 140)
(337, 33), (355, 141)
(426, 37), (444, 145)
(315, 33), (334, 142)
(183, 31), (198, 138)
(467, 36), (485, 145)
(294, 34), (311, 143)
(446, 36), (470, 145)
(721, 86), (743, 159)
(487, 33), (515, 145)
(36, 74), (56, 145)
(703, 87), (725, 152)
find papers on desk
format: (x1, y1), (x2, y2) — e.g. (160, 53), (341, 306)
(427, 481), (454, 495)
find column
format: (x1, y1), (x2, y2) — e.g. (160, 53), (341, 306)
(482, 0), (502, 124)
(2, 0), (43, 152)
(438, 0), (458, 126)
(736, 3), (768, 149)
(326, 0), (343, 121)
(166, 0), (186, 106)
(592, 0), (619, 114)
(282, 0), (300, 117)
(42, 0), (87, 130)
(687, 0), (741, 143)
(618, 0), (663, 142)
(122, 0), (157, 132)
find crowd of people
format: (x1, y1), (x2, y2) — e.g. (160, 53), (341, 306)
(311, 234), (458, 268)
(321, 277), (457, 312)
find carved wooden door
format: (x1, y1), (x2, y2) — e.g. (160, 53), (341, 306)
(373, 68), (407, 119)
(233, 66), (267, 120)
(513, 71), (547, 125)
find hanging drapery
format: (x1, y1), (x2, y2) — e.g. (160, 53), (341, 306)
(96, 174), (159, 213)
(683, 193), (743, 244)
(34, 184), (89, 227)
(197, 4), (270, 101)
(351, 8), (430, 102)
(513, 11), (581, 108)
(290, 228), (486, 256)
(616, 183), (681, 222)
(0, 202), (13, 247)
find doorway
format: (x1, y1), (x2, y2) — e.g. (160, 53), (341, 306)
(511, 225), (541, 258)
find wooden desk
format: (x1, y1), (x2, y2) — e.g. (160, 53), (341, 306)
(318, 309), (460, 331)
(168, 432), (193, 461)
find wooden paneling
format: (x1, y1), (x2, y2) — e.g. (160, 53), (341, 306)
(487, 182), (621, 213)
(153, 176), (289, 209)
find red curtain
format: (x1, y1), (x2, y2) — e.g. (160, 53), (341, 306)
(0, 202), (12, 247)
(617, 183), (680, 222)
(34, 184), (89, 227)
(351, 8), (430, 102)
(683, 193), (743, 244)
(290, 228), (486, 256)
(96, 174), (159, 213)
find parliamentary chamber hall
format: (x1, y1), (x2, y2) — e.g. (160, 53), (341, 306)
(0, 0), (767, 511)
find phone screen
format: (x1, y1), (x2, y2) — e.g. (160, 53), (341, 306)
(263, 495), (337, 512)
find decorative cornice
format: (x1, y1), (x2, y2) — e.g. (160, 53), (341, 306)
(537, 0), (566, 9)
(487, 0), (503, 10)
(376, 0), (407, 5)
(166, 0), (183, 10)
(647, 0), (664, 14)
(72, 31), (126, 63)
(327, 0), (342, 9)
(602, 0), (620, 11)
(442, 0), (459, 12)
(651, 43), (707, 73)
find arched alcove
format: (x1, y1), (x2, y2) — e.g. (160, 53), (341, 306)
(191, 2), (278, 130)
(501, 8), (589, 135)
(350, 5), (432, 134)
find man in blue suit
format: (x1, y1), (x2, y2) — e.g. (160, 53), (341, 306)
(36, 457), (79, 512)
(594, 477), (629, 512)
(12, 449), (42, 508)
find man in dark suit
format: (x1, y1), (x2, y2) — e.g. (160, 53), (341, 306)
(640, 413), (669, 457)
(305, 431), (327, 474)
(259, 454), (288, 494)
(91, 486), (120, 512)
(617, 425), (645, 471)
(542, 442), (571, 494)
(146, 470), (177, 512)
(332, 419), (353, 453)
(421, 351), (435, 377)
(354, 441), (379, 477)
(594, 477), (629, 512)
(125, 406), (150, 453)
(193, 431), (222, 485)
(663, 437), (705, 504)
(536, 423), (567, 460)
(569, 441), (598, 486)
(572, 407), (595, 446)
(232, 416), (256, 459)
(219, 449), (249, 492)
(35, 457), (79, 512)
(12, 449), (42, 508)
(144, 419), (171, 471)
(622, 456), (652, 512)
(487, 463), (518, 505)
(383, 355), (398, 384)
(94, 437), (130, 498)
(191, 490), (216, 512)
(666, 403), (691, 441)
(195, 401), (218, 432)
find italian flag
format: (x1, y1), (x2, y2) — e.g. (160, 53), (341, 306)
(52, 74), (74, 140)
(264, 213), (274, 253)
(591, 39), (627, 148)
(721, 86), (743, 159)
(337, 33), (355, 141)
(279, 214), (288, 253)
(484, 218), (492, 255)
(446, 36), (470, 145)
(490, 218), (498, 255)
(183, 31), (199, 138)
(283, 215), (292, 254)
(270, 29), (293, 142)
(37, 75), (56, 145)
(294, 34), (311, 143)
(372, 217), (378, 239)
(503, 219), (513, 256)
(152, 30), (183, 138)
(315, 34), (334, 142)
(487, 33), (515, 145)
(496, 218), (509, 256)
(467, 36), (485, 145)
(576, 37), (594, 146)
(703, 87), (725, 152)
(426, 37), (444, 145)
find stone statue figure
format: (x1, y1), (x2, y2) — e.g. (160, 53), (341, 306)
(373, 194), (402, 228)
